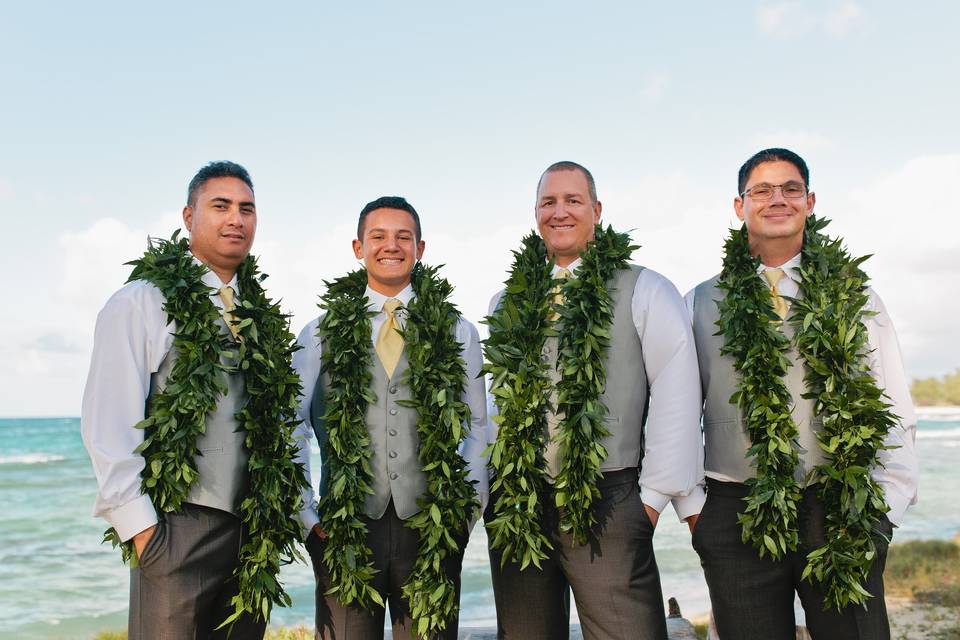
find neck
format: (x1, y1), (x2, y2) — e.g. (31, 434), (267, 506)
(368, 280), (410, 297)
(749, 236), (801, 268)
(190, 246), (239, 284)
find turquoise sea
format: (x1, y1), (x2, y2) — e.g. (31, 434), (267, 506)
(1, 416), (957, 639)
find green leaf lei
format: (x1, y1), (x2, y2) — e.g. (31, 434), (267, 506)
(102, 231), (309, 626)
(717, 215), (898, 610)
(315, 263), (477, 636)
(484, 225), (636, 567)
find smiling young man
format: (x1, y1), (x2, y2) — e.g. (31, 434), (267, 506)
(81, 161), (306, 639)
(293, 196), (488, 639)
(685, 148), (919, 639)
(483, 162), (705, 640)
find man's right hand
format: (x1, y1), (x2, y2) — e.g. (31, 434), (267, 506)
(311, 523), (328, 540)
(132, 524), (157, 559)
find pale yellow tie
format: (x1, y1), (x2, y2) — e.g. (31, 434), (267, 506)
(549, 268), (572, 321)
(376, 298), (404, 378)
(218, 286), (240, 339)
(763, 268), (790, 320)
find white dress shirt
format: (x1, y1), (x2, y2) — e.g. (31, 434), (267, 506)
(487, 259), (706, 521)
(683, 253), (920, 526)
(293, 282), (490, 536)
(81, 260), (238, 542)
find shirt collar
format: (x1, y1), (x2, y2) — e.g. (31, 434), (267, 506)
(192, 254), (239, 295)
(758, 252), (801, 284)
(365, 283), (414, 312)
(552, 258), (581, 277)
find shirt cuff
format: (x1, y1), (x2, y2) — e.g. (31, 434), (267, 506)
(672, 485), (707, 521)
(299, 505), (320, 540)
(883, 487), (915, 527)
(639, 487), (671, 514)
(107, 495), (159, 542)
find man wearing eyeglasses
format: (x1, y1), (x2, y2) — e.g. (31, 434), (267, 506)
(684, 148), (918, 639)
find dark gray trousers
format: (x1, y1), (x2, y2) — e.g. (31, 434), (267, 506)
(693, 479), (892, 640)
(307, 499), (467, 640)
(129, 502), (266, 640)
(487, 469), (668, 640)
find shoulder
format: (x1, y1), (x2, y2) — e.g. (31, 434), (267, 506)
(97, 279), (167, 323)
(456, 316), (482, 341)
(296, 315), (324, 350)
(629, 265), (682, 299)
(487, 289), (506, 316)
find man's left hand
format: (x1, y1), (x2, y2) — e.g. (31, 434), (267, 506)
(685, 514), (699, 533)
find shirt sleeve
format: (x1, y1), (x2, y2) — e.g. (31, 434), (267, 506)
(864, 290), (919, 527)
(80, 283), (167, 542)
(292, 318), (323, 537)
(458, 319), (490, 519)
(633, 270), (706, 520)
(484, 290), (505, 447)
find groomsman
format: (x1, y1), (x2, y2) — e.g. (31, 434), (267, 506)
(686, 148), (919, 639)
(484, 161), (705, 640)
(82, 161), (305, 639)
(293, 196), (488, 639)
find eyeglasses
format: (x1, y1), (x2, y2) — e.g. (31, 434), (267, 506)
(740, 181), (807, 201)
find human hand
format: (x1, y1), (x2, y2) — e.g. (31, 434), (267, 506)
(685, 514), (699, 533)
(643, 503), (660, 529)
(311, 523), (328, 540)
(133, 524), (157, 559)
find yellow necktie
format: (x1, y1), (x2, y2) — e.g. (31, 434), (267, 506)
(549, 268), (572, 321)
(763, 268), (790, 320)
(218, 286), (240, 339)
(376, 298), (404, 378)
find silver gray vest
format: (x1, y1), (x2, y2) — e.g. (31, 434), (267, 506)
(692, 275), (825, 484)
(311, 345), (426, 520)
(147, 316), (249, 514)
(540, 265), (648, 475)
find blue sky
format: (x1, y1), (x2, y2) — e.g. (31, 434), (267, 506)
(2, 1), (958, 415)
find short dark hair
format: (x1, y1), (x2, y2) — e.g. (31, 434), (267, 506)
(357, 196), (422, 242)
(538, 161), (599, 203)
(186, 161), (254, 207)
(737, 148), (810, 195)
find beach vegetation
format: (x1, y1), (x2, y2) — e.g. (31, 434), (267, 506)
(911, 369), (960, 406)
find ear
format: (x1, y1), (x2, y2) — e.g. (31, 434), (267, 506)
(807, 191), (816, 215)
(415, 240), (426, 261)
(733, 196), (745, 222)
(352, 238), (363, 260)
(182, 205), (194, 231)
(593, 200), (603, 223)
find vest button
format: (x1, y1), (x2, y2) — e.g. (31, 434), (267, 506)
(389, 408), (398, 416)
(389, 450), (398, 458)
(388, 429), (398, 436)
(389, 472), (399, 480)
(389, 386), (398, 394)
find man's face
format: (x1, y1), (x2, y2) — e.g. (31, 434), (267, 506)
(734, 160), (815, 245)
(536, 169), (602, 265)
(353, 207), (425, 294)
(182, 176), (257, 276)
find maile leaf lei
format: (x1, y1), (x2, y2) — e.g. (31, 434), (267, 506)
(315, 263), (477, 637)
(484, 225), (636, 568)
(718, 214), (898, 610)
(103, 230), (308, 627)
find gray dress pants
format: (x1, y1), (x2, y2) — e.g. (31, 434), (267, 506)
(487, 468), (668, 640)
(307, 499), (467, 640)
(129, 503), (266, 640)
(694, 479), (892, 640)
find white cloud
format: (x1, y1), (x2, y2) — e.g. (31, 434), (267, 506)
(756, 2), (863, 37)
(638, 72), (670, 102)
(824, 2), (863, 36)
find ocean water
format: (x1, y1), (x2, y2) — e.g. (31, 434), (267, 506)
(1, 416), (957, 639)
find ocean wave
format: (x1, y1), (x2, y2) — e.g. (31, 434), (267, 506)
(0, 453), (66, 465)
(916, 428), (960, 440)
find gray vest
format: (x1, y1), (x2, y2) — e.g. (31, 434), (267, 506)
(147, 316), (249, 514)
(310, 345), (426, 520)
(540, 265), (649, 475)
(692, 275), (825, 484)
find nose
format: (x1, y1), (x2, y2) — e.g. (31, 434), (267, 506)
(226, 205), (244, 226)
(768, 186), (787, 204)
